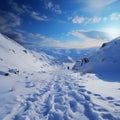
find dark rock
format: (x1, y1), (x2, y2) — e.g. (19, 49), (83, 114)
(23, 50), (27, 53)
(101, 43), (107, 48)
(4, 73), (10, 76)
(81, 57), (89, 66)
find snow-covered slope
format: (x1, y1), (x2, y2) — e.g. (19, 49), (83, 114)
(73, 37), (120, 75)
(27, 47), (96, 64)
(31, 50), (55, 65)
(0, 33), (120, 120)
(0, 33), (54, 119)
(0, 33), (52, 73)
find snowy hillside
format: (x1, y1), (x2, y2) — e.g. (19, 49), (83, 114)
(30, 50), (55, 65)
(0, 33), (52, 73)
(0, 33), (54, 119)
(73, 37), (120, 75)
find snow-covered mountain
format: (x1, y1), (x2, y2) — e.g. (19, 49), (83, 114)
(73, 37), (120, 75)
(0, 33), (120, 120)
(26, 47), (96, 64)
(0, 33), (53, 74)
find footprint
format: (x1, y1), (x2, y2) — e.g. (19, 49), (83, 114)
(79, 88), (86, 93)
(68, 91), (85, 102)
(43, 95), (52, 116)
(87, 91), (92, 94)
(101, 113), (116, 120)
(114, 102), (120, 106)
(25, 82), (35, 88)
(93, 94), (101, 97)
(26, 96), (37, 102)
(54, 96), (64, 104)
(84, 95), (91, 101)
(48, 112), (62, 120)
(54, 104), (66, 111)
(69, 100), (77, 112)
(79, 85), (85, 88)
(106, 96), (114, 100)
(97, 108), (108, 112)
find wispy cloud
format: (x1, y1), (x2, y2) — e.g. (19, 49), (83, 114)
(72, 16), (85, 24)
(5, 31), (25, 43)
(70, 30), (110, 40)
(71, 0), (118, 17)
(26, 31), (111, 49)
(28, 33), (53, 42)
(85, 0), (117, 14)
(110, 12), (120, 21)
(9, 0), (24, 14)
(9, 0), (48, 21)
(45, 1), (62, 14)
(87, 0), (117, 9)
(92, 16), (101, 23)
(68, 30), (111, 48)
(0, 10), (21, 32)
(8, 0), (32, 14)
(31, 11), (47, 21)
(71, 12), (120, 24)
(71, 16), (102, 24)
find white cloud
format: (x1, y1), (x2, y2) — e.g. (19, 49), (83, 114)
(88, 0), (117, 9)
(5, 31), (25, 43)
(70, 30), (110, 40)
(9, 0), (33, 14)
(69, 30), (110, 48)
(9, 0), (24, 14)
(103, 17), (108, 21)
(0, 10), (21, 32)
(46, 1), (62, 14)
(92, 16), (101, 23)
(47, 2), (53, 8)
(72, 16), (85, 24)
(28, 33), (53, 42)
(72, 16), (102, 24)
(85, 0), (117, 14)
(72, 12), (120, 24)
(31, 11), (47, 21)
(27, 30), (111, 49)
(110, 12), (120, 21)
(9, 0), (48, 21)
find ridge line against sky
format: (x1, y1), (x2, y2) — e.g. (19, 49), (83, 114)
(0, 0), (120, 48)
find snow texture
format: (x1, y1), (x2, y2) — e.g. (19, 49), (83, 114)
(0, 33), (120, 120)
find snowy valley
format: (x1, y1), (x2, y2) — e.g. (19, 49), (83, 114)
(0, 33), (120, 120)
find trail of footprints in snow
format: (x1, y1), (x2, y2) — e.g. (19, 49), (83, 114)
(8, 73), (119, 120)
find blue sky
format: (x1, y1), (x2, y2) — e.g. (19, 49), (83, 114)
(0, 0), (120, 48)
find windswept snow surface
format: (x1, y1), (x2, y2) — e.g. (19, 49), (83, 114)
(1, 67), (120, 120)
(0, 34), (120, 120)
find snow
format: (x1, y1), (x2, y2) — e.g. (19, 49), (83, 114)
(73, 37), (120, 80)
(0, 33), (52, 72)
(0, 33), (120, 120)
(1, 68), (120, 120)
